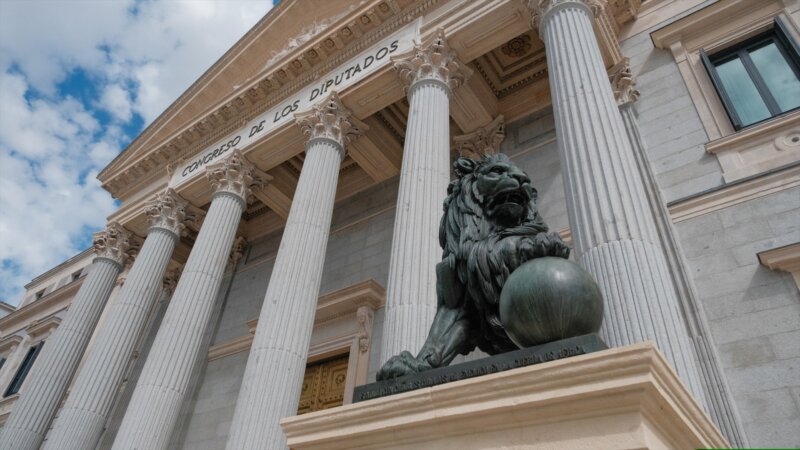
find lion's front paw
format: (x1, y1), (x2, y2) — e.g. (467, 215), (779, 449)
(376, 351), (432, 381)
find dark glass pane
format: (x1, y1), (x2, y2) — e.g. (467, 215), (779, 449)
(4, 342), (43, 397)
(750, 42), (800, 113)
(716, 56), (771, 126)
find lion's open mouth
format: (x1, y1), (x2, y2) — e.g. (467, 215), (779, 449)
(491, 189), (528, 208)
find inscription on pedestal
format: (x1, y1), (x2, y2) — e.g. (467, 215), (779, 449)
(355, 334), (606, 403)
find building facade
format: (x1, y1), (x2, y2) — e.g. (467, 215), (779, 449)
(0, 0), (798, 448)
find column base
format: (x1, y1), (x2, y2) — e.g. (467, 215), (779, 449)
(282, 343), (729, 449)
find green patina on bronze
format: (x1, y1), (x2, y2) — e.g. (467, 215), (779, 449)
(378, 154), (603, 381)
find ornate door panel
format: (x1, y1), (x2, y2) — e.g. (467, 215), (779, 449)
(297, 354), (349, 414)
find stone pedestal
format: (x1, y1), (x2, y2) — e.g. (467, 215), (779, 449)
(282, 343), (729, 450)
(0, 223), (132, 450)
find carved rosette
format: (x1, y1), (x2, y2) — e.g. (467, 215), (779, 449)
(295, 91), (367, 154)
(92, 222), (133, 267)
(609, 58), (640, 105)
(206, 149), (269, 204)
(453, 115), (506, 158)
(392, 28), (472, 94)
(144, 188), (192, 238)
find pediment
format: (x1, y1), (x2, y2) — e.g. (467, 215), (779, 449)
(99, 0), (402, 195)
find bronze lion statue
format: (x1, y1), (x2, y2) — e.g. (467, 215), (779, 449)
(377, 153), (570, 380)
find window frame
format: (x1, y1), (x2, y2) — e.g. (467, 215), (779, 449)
(3, 341), (44, 397)
(701, 17), (800, 130)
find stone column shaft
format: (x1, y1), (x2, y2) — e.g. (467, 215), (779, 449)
(44, 189), (193, 450)
(533, 0), (705, 402)
(111, 152), (263, 450)
(0, 224), (131, 450)
(226, 92), (365, 450)
(380, 30), (471, 362)
(619, 102), (747, 447)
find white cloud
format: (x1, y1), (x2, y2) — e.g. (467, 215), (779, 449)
(100, 84), (133, 122)
(0, 0), (273, 305)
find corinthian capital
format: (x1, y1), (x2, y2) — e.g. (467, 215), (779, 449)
(295, 92), (367, 152)
(609, 57), (639, 105)
(93, 222), (133, 267)
(392, 28), (472, 94)
(527, 0), (596, 32)
(453, 115), (506, 158)
(206, 149), (270, 204)
(144, 188), (193, 238)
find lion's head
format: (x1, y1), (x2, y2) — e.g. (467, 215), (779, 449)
(440, 154), (547, 258)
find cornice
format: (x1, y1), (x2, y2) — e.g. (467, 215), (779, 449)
(206, 279), (385, 361)
(25, 315), (62, 340)
(0, 335), (23, 355)
(102, 0), (439, 200)
(0, 280), (79, 337)
(24, 248), (92, 290)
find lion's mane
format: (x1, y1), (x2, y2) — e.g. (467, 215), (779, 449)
(439, 154), (556, 354)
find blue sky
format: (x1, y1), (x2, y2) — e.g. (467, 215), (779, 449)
(0, 0), (275, 305)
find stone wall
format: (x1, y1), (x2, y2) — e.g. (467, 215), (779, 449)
(621, 30), (724, 203)
(674, 187), (800, 446)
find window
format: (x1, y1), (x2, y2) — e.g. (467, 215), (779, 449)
(702, 18), (800, 130)
(34, 290), (44, 301)
(4, 341), (44, 397)
(71, 269), (82, 283)
(0, 357), (5, 372)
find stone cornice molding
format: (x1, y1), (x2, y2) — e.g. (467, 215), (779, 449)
(453, 115), (506, 158)
(25, 315), (61, 341)
(100, 1), (440, 200)
(392, 28), (472, 95)
(206, 149), (271, 205)
(92, 222), (134, 268)
(143, 188), (196, 239)
(758, 243), (800, 288)
(207, 279), (385, 361)
(0, 335), (23, 355)
(296, 92), (367, 154)
(608, 57), (639, 105)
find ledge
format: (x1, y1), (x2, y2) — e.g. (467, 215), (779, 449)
(281, 342), (728, 450)
(706, 111), (800, 183)
(207, 279), (385, 361)
(759, 242), (800, 288)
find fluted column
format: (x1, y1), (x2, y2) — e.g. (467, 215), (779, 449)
(528, 0), (705, 402)
(609, 60), (748, 446)
(43, 189), (197, 450)
(111, 150), (265, 450)
(380, 29), (472, 363)
(226, 92), (366, 450)
(0, 223), (132, 450)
